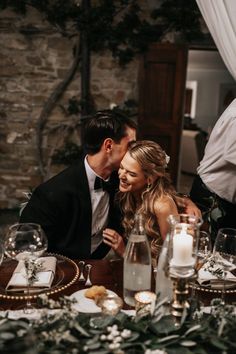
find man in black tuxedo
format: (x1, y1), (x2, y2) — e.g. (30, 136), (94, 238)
(20, 110), (137, 259)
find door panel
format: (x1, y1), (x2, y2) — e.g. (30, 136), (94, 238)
(138, 43), (188, 186)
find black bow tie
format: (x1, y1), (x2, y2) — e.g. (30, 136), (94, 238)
(94, 176), (112, 192)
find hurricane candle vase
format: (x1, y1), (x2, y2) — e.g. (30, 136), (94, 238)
(168, 214), (202, 278)
(167, 214), (202, 321)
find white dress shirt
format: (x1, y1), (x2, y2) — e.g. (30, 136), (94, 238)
(84, 156), (109, 253)
(198, 99), (236, 203)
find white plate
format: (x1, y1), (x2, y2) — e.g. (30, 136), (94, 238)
(70, 289), (117, 313)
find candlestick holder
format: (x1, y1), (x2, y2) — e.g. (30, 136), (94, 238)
(170, 272), (198, 323)
(167, 214), (202, 323)
(171, 275), (189, 318)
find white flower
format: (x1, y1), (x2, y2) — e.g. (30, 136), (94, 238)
(107, 334), (115, 341)
(111, 330), (120, 336)
(113, 336), (122, 343)
(145, 350), (167, 354)
(121, 329), (131, 338)
(108, 324), (119, 335)
(109, 342), (120, 350)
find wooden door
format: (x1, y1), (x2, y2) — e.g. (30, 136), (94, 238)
(138, 43), (188, 187)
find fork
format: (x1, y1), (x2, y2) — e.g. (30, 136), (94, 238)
(85, 264), (92, 286)
(78, 261), (86, 281)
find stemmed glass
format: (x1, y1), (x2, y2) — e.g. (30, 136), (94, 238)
(4, 223), (48, 313)
(213, 228), (236, 304)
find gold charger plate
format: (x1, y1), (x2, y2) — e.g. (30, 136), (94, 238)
(190, 281), (236, 294)
(191, 261), (236, 295)
(0, 253), (79, 300)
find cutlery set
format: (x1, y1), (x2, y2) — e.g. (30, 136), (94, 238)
(78, 261), (92, 286)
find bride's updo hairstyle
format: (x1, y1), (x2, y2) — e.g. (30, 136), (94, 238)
(127, 140), (170, 178)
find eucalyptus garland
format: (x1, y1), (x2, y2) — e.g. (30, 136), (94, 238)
(0, 296), (235, 354)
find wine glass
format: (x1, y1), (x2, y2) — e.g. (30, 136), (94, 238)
(213, 228), (236, 304)
(196, 231), (212, 270)
(4, 223), (48, 313)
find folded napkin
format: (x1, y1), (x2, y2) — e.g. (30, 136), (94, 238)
(198, 258), (236, 290)
(6, 256), (57, 292)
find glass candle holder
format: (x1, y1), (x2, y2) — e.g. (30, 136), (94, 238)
(167, 214), (202, 278)
(97, 294), (123, 315)
(134, 291), (156, 315)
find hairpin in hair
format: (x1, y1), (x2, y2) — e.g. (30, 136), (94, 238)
(165, 153), (170, 165)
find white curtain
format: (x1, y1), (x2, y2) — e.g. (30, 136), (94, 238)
(196, 0), (236, 81)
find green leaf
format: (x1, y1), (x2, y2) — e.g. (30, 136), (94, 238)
(87, 350), (108, 354)
(166, 347), (193, 354)
(157, 334), (180, 343)
(85, 341), (101, 350)
(0, 332), (16, 340)
(73, 323), (90, 337)
(150, 315), (177, 335)
(121, 341), (146, 351)
(86, 335), (100, 346)
(126, 332), (140, 342)
(89, 315), (114, 329)
(210, 337), (228, 350)
(184, 324), (201, 336)
(180, 340), (197, 347)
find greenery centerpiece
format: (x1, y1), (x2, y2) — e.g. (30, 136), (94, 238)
(0, 295), (235, 353)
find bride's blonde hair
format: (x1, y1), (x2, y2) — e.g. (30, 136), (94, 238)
(118, 140), (175, 246)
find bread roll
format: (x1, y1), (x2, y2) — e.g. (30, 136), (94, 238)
(84, 285), (107, 300)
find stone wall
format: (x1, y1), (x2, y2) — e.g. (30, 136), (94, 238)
(0, 7), (139, 209)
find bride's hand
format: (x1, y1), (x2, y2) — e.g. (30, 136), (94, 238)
(103, 228), (125, 257)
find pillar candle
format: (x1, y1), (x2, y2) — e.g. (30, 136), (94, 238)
(172, 225), (193, 266)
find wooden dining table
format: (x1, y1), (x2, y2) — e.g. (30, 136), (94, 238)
(0, 257), (235, 311)
(0, 258), (129, 311)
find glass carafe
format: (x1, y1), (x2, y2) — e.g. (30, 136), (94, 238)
(123, 214), (152, 306)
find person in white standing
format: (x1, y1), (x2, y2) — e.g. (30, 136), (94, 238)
(190, 99), (236, 243)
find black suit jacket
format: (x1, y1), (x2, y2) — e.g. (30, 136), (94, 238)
(20, 158), (121, 259)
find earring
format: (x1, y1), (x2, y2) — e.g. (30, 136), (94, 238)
(146, 183), (151, 191)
